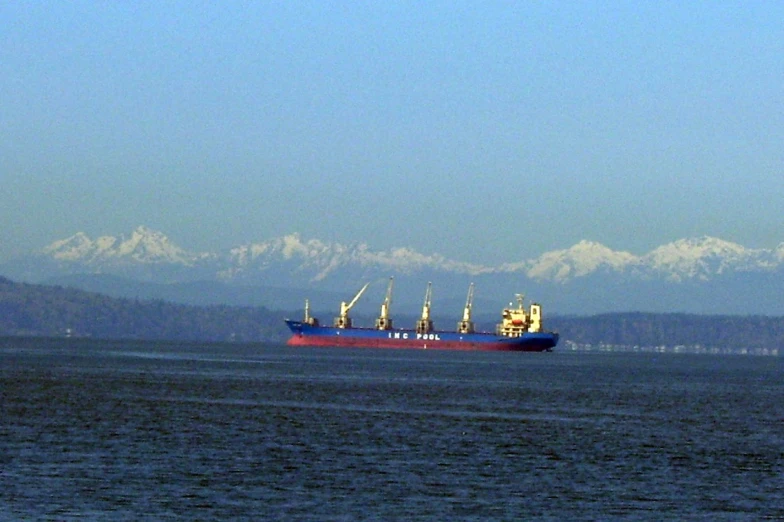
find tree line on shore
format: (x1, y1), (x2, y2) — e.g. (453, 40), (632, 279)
(1, 276), (782, 351)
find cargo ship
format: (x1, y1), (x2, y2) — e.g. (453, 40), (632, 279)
(285, 279), (558, 352)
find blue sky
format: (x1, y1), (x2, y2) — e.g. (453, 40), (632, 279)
(2, 1), (782, 264)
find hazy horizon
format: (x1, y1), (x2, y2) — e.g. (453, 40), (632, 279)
(3, 2), (782, 265)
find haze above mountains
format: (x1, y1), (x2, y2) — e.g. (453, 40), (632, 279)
(3, 226), (783, 316)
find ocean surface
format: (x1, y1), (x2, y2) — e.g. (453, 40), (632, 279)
(1, 338), (782, 521)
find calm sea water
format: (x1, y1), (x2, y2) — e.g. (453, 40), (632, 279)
(1, 338), (781, 521)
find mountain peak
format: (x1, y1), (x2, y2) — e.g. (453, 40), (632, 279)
(643, 236), (761, 281)
(31, 228), (784, 287)
(9, 228), (783, 315)
(41, 226), (200, 266)
(523, 240), (637, 282)
(41, 232), (94, 261)
(224, 233), (491, 283)
(665, 235), (746, 251)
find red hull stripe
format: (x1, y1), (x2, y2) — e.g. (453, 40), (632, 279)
(287, 334), (552, 352)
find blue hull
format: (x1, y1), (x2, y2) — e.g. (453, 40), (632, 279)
(286, 320), (558, 352)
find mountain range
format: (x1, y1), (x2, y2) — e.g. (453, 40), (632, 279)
(2, 226), (783, 315)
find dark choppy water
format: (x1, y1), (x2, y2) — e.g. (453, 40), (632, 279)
(1, 338), (782, 521)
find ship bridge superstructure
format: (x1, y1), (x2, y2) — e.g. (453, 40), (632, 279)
(495, 294), (544, 337)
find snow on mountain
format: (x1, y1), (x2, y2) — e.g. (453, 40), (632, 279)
(222, 233), (489, 282)
(41, 232), (95, 261)
(776, 243), (784, 262)
(34, 227), (784, 285)
(12, 227), (784, 315)
(41, 226), (207, 266)
(222, 234), (350, 281)
(510, 236), (781, 283)
(503, 240), (638, 282)
(641, 236), (770, 281)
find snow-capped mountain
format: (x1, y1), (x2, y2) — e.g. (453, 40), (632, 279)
(222, 233), (489, 282)
(3, 227), (783, 314)
(504, 236), (781, 283)
(640, 236), (773, 281)
(26, 227), (784, 283)
(508, 240), (639, 282)
(42, 226), (210, 266)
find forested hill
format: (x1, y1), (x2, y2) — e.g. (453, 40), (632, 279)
(0, 276), (290, 343)
(547, 314), (784, 354)
(1, 276), (782, 353)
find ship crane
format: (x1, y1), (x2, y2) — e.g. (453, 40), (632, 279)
(415, 282), (434, 334)
(302, 298), (319, 326)
(334, 282), (370, 329)
(375, 277), (394, 330)
(457, 282), (475, 334)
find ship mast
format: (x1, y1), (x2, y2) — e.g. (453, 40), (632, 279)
(375, 277), (394, 330)
(415, 281), (434, 334)
(334, 282), (370, 329)
(457, 282), (475, 334)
